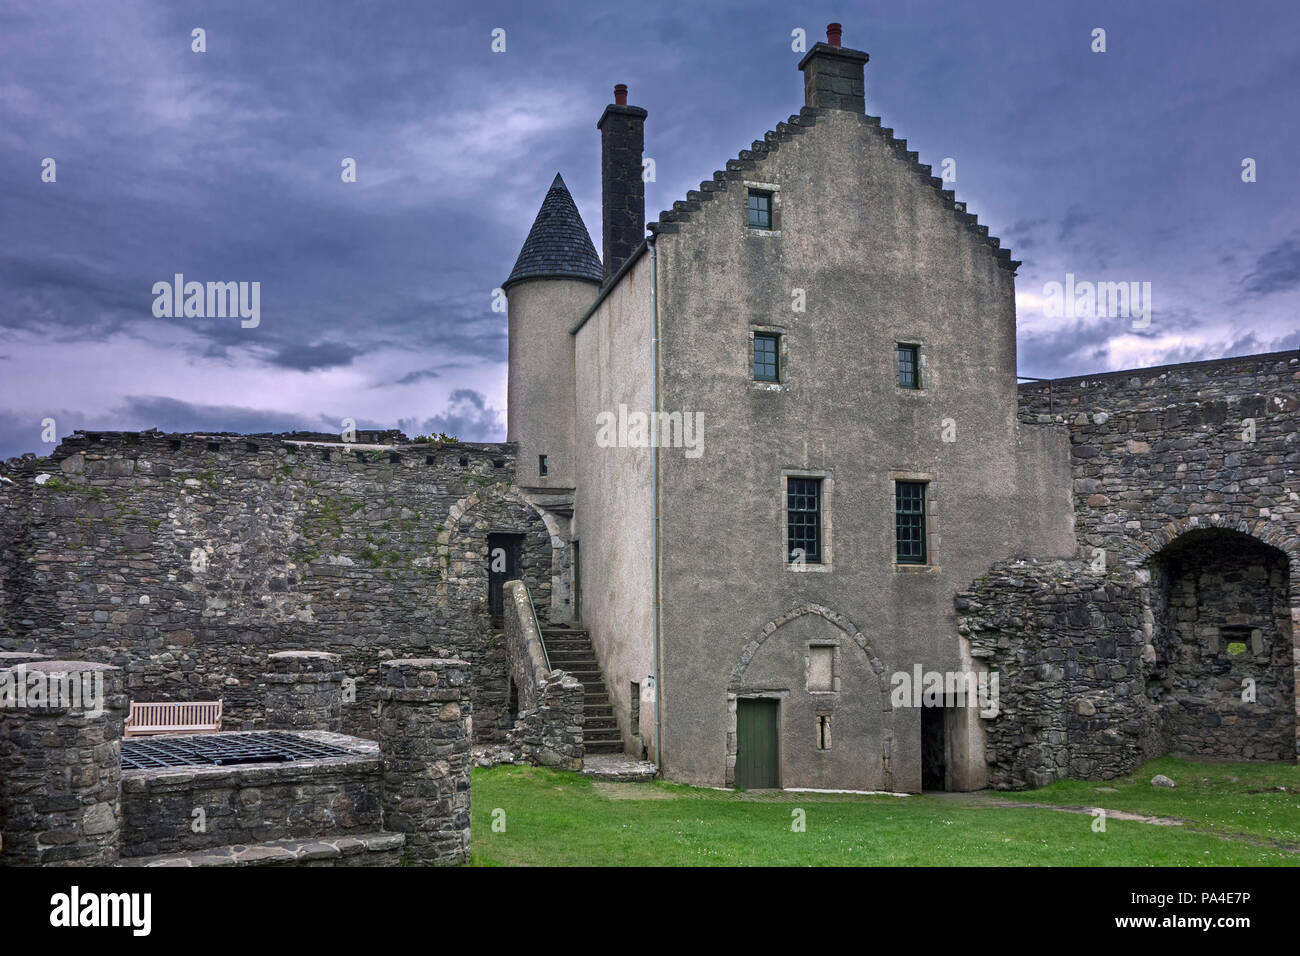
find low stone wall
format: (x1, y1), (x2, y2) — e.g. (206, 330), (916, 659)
(503, 580), (583, 770)
(1, 652), (476, 866)
(378, 658), (473, 865)
(0, 661), (127, 865)
(120, 733), (382, 858)
(264, 650), (344, 732)
(957, 562), (1153, 789)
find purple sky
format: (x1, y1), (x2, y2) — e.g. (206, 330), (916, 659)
(2, 0), (1297, 459)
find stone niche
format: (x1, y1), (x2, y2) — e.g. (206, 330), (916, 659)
(1146, 528), (1296, 761)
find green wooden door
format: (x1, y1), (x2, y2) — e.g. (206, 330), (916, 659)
(736, 698), (779, 789)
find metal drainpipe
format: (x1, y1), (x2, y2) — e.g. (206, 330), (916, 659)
(649, 235), (663, 770)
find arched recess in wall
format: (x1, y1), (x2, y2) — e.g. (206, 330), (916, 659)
(436, 481), (561, 621)
(1142, 521), (1298, 762)
(726, 603), (896, 789)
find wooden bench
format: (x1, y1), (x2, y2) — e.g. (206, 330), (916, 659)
(124, 700), (223, 737)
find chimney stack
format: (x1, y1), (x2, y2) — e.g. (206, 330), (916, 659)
(798, 23), (869, 113)
(598, 84), (647, 284)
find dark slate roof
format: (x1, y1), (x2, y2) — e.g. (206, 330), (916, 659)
(504, 173), (603, 289)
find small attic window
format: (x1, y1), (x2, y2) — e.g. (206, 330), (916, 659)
(747, 190), (773, 229)
(538, 455), (548, 477)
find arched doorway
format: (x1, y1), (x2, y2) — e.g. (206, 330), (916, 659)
(1147, 528), (1296, 761)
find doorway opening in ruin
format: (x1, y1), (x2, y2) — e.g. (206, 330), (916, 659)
(487, 532), (523, 627)
(1147, 528), (1295, 761)
(920, 704), (948, 790)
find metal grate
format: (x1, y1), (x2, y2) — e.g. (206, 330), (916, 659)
(121, 731), (354, 770)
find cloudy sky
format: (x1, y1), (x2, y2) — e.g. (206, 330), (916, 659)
(2, 0), (1297, 459)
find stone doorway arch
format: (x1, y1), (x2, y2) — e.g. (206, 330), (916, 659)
(1143, 525), (1297, 761)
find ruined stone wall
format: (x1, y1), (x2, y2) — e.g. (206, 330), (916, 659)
(983, 350), (1300, 777)
(1149, 533), (1294, 759)
(0, 431), (557, 741)
(1018, 349), (1300, 569)
(958, 562), (1153, 789)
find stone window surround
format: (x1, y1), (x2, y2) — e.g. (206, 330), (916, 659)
(888, 471), (939, 572)
(815, 711), (833, 751)
(806, 640), (841, 694)
(749, 323), (789, 390)
(781, 468), (833, 572)
(743, 179), (782, 236)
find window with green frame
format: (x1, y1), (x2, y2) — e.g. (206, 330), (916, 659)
(895, 481), (926, 563)
(787, 477), (821, 563)
(754, 333), (780, 382)
(897, 344), (920, 389)
(747, 190), (773, 229)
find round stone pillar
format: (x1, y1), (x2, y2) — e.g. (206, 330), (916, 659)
(378, 658), (472, 866)
(0, 660), (126, 865)
(264, 650), (344, 732)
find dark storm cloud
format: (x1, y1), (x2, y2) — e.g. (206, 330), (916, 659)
(115, 396), (339, 436)
(1241, 237), (1300, 298)
(269, 342), (358, 372)
(1, 0), (1297, 434)
(400, 389), (503, 442)
(393, 368), (441, 386)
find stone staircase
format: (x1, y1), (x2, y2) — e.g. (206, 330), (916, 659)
(541, 625), (623, 755)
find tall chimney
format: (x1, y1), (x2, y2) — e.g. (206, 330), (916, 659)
(597, 84), (647, 284)
(798, 23), (869, 113)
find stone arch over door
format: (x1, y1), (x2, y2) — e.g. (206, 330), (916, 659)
(437, 481), (559, 741)
(1143, 524), (1298, 761)
(726, 603), (895, 790)
(437, 482), (561, 618)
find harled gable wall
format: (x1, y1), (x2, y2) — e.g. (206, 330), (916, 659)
(647, 106), (1075, 791)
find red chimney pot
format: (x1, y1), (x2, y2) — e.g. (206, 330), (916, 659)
(614, 84), (628, 106)
(827, 23), (842, 47)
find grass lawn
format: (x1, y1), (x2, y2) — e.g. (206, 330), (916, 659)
(469, 757), (1300, 866)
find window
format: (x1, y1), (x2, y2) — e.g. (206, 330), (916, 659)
(897, 344), (920, 389)
(895, 481), (927, 564)
(747, 190), (773, 229)
(817, 714), (832, 751)
(538, 454), (548, 477)
(787, 477), (822, 563)
(753, 333), (780, 381)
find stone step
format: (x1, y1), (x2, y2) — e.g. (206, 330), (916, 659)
(585, 740), (625, 754)
(119, 832), (405, 868)
(582, 755), (659, 783)
(547, 656), (598, 668)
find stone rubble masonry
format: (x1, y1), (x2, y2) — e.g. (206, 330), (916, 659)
(264, 650), (344, 732)
(958, 564), (1152, 789)
(965, 350), (1300, 787)
(377, 658), (472, 866)
(119, 730), (383, 858)
(0, 661), (127, 865)
(502, 579), (584, 770)
(0, 431), (560, 743)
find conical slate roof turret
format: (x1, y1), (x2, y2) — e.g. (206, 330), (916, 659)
(503, 173), (603, 289)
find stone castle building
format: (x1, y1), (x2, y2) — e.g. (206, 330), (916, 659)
(2, 25), (1297, 793)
